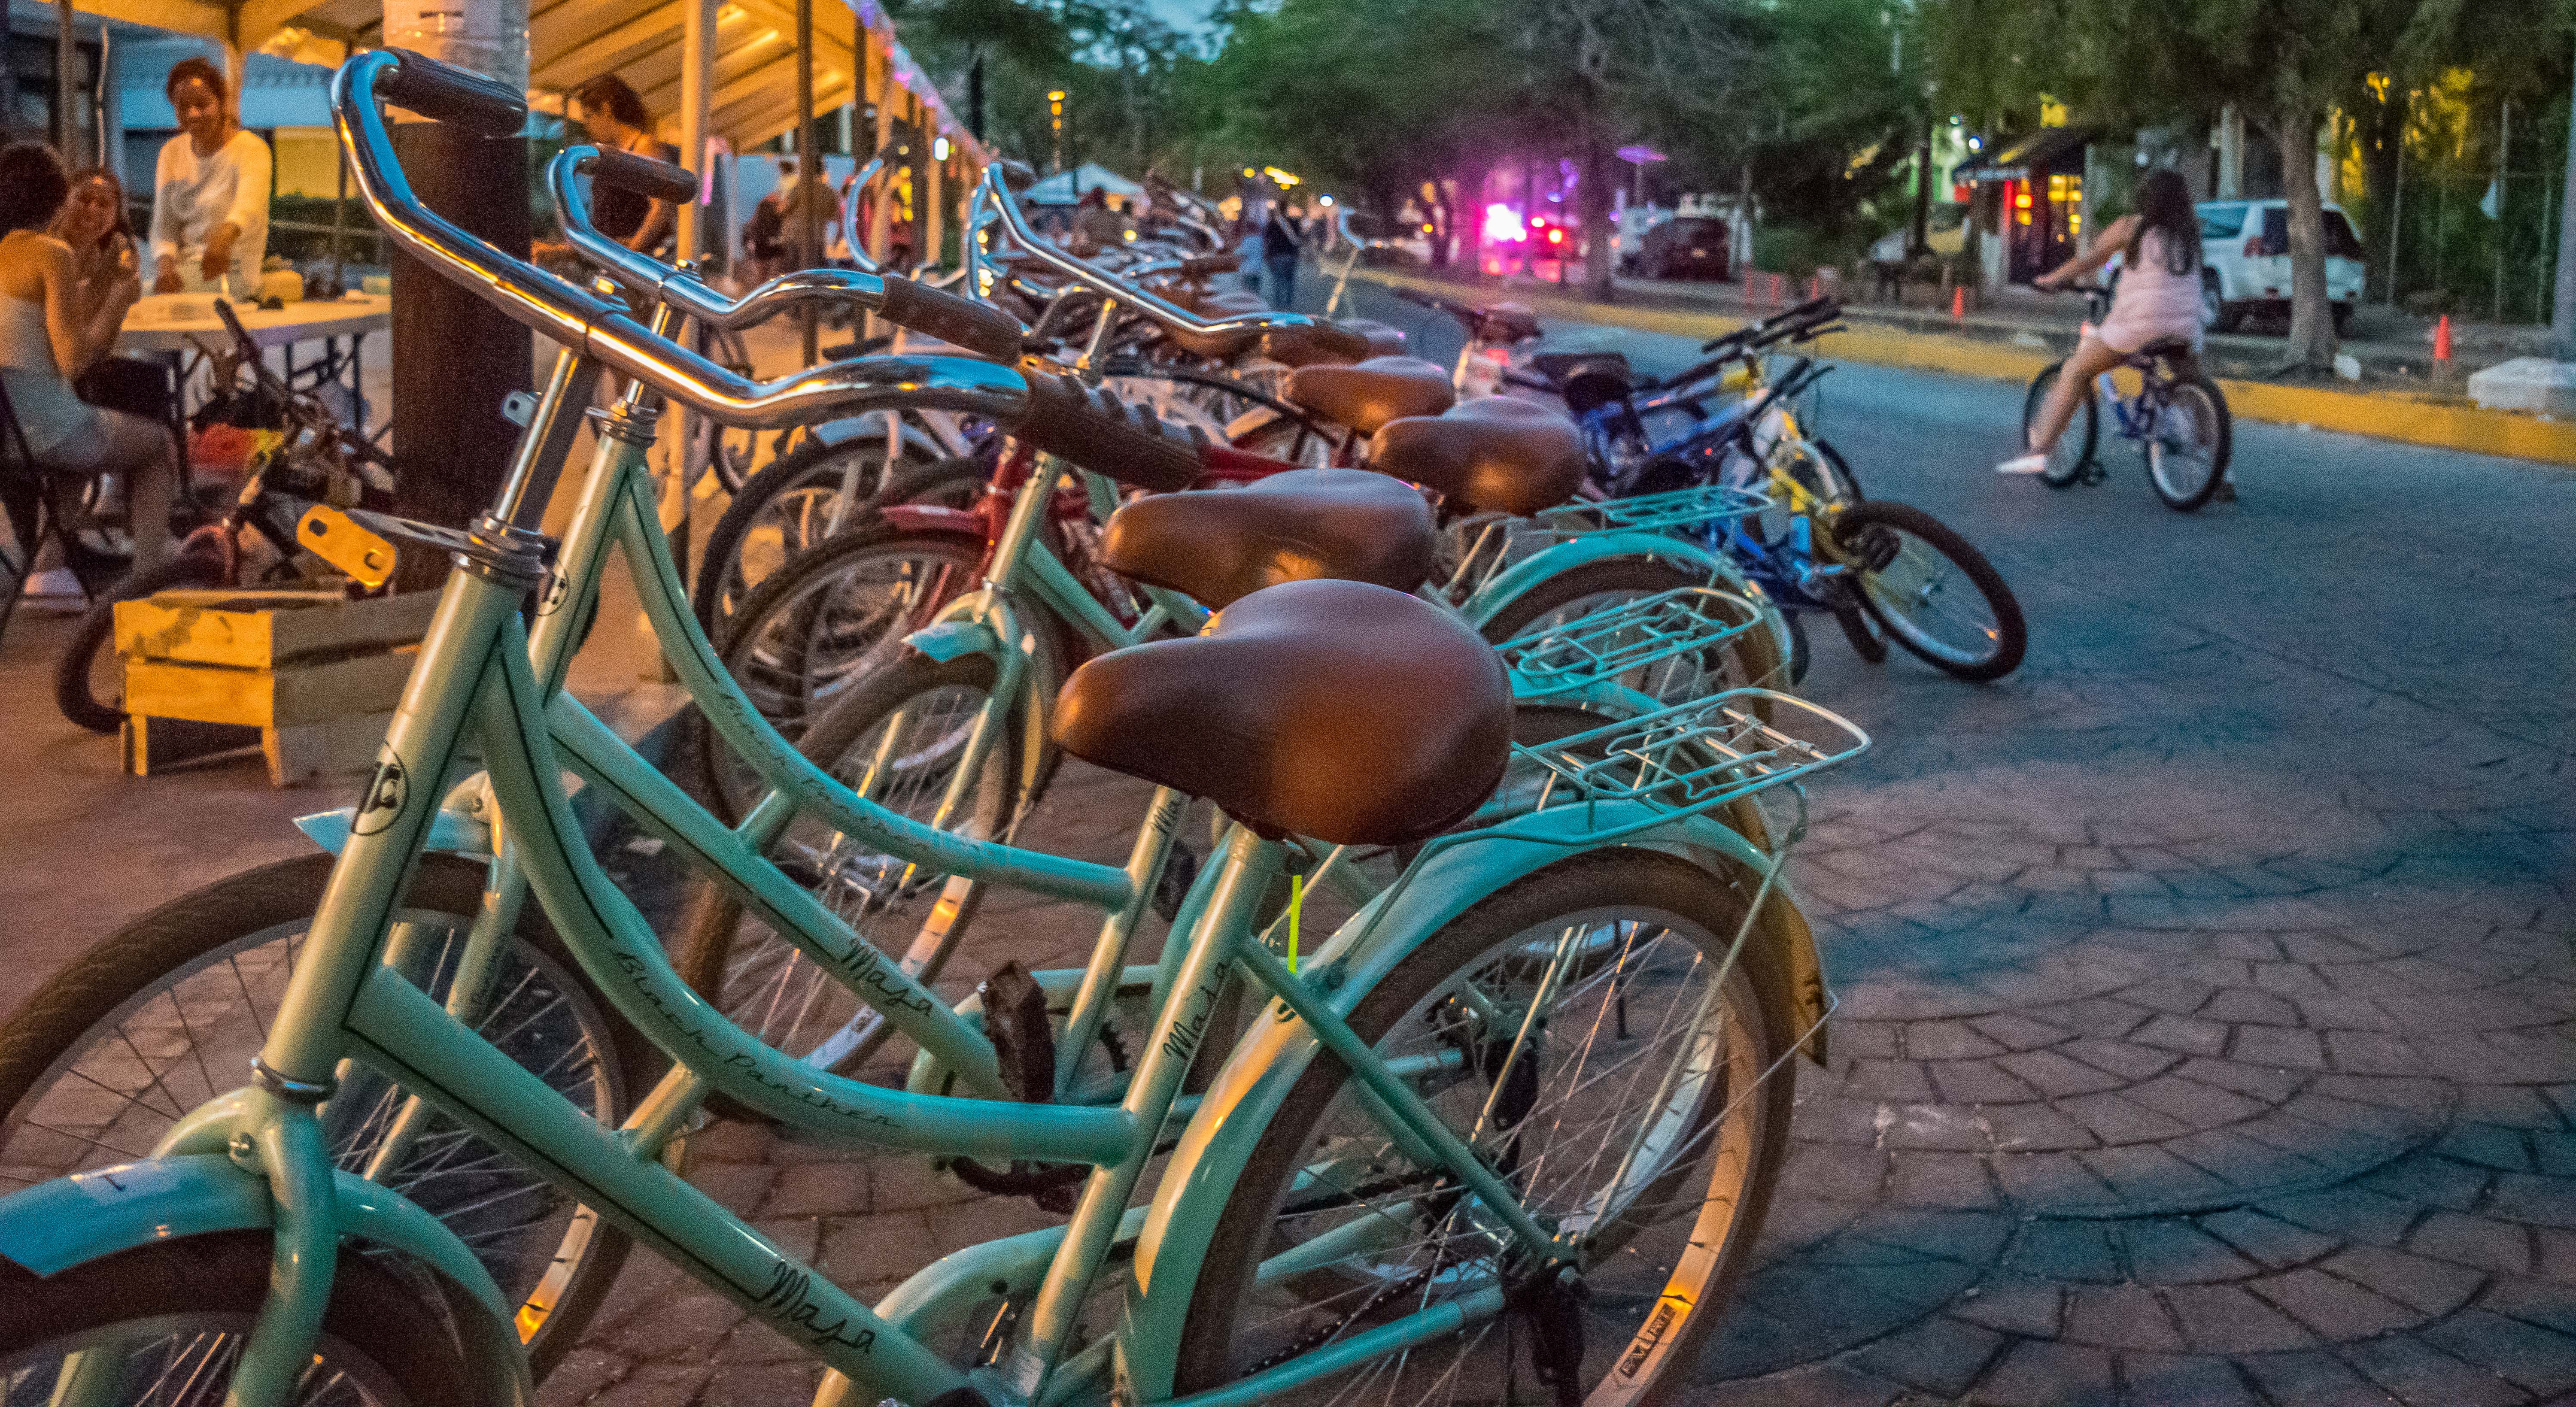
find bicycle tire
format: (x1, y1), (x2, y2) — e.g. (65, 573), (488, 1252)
(1170, 849), (1798, 1407)
(1829, 590), (1889, 664)
(2022, 360), (2096, 488)
(874, 453), (992, 511)
(1830, 498), (2027, 682)
(2145, 374), (2233, 512)
(691, 434), (945, 640)
(675, 649), (1024, 1109)
(0, 853), (657, 1379)
(1476, 558), (1788, 710)
(54, 549), (227, 734)
(0, 1231), (498, 1405)
(703, 524), (987, 819)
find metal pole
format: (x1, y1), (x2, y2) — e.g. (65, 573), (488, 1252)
(2552, 29), (2576, 355)
(677, 0), (713, 266)
(55, 0), (76, 161)
(2496, 98), (2510, 322)
(795, 0), (819, 365)
(2388, 112), (2405, 307)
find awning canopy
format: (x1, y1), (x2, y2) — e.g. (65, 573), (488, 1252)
(1023, 162), (1142, 205)
(1953, 126), (2096, 185)
(49, 0), (983, 155)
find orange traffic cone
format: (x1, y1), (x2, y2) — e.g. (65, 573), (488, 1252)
(2433, 314), (2453, 363)
(1951, 285), (1967, 319)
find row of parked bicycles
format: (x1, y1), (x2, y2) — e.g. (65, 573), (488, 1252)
(0, 49), (2022, 1407)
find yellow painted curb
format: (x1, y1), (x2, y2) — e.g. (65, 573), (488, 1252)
(1357, 267), (2576, 467)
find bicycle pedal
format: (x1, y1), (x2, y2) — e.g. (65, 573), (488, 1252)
(978, 960), (1056, 1104)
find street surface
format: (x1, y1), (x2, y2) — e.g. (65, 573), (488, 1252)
(1, 280), (2570, 1404)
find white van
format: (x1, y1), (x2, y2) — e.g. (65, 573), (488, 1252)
(2194, 200), (2367, 334)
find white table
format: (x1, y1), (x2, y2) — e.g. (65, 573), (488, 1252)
(115, 292), (391, 357)
(115, 293), (391, 444)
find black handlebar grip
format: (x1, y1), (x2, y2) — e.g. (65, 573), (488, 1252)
(584, 146), (699, 205)
(381, 49), (527, 136)
(1015, 372), (1204, 492)
(1179, 252), (1242, 279)
(875, 276), (1028, 361)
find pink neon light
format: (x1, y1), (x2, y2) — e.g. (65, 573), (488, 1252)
(1482, 203), (1525, 244)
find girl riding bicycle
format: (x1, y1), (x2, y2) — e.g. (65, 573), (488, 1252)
(2000, 167), (2205, 479)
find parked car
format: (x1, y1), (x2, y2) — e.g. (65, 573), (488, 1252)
(1636, 216), (1730, 281)
(2193, 200), (2366, 334)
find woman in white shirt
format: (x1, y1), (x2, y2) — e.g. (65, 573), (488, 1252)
(149, 57), (270, 298)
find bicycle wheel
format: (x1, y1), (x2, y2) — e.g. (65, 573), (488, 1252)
(1170, 849), (1798, 1407)
(706, 525), (986, 817)
(1828, 589), (1888, 664)
(54, 548), (227, 734)
(693, 434), (933, 639)
(1477, 558), (1787, 710)
(1828, 499), (2027, 682)
(676, 650), (1024, 1090)
(2144, 375), (2232, 512)
(0, 854), (655, 1379)
(0, 1231), (498, 1405)
(2021, 361), (2096, 488)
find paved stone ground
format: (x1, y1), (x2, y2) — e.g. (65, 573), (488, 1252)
(528, 286), (2576, 1405)
(7, 285), (2570, 1404)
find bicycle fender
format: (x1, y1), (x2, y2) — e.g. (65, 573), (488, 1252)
(0, 1155), (532, 1404)
(1117, 807), (1827, 1402)
(904, 619), (1002, 664)
(294, 801), (492, 858)
(877, 503), (984, 537)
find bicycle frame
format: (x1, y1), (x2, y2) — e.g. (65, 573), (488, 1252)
(0, 342), (1622, 1407)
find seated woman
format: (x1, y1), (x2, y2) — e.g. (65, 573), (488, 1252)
(148, 57), (271, 299)
(0, 142), (178, 574)
(568, 74), (678, 256)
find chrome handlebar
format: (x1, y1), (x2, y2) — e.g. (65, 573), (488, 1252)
(337, 52), (1030, 430)
(967, 162), (1316, 340)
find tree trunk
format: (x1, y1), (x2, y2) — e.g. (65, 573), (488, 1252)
(1580, 128), (1616, 301)
(1431, 179), (1455, 268)
(2274, 104), (2336, 369)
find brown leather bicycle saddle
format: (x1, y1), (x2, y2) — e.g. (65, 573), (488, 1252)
(1283, 356), (1455, 436)
(1053, 579), (1510, 846)
(1100, 469), (1436, 609)
(1370, 395), (1586, 516)
(1261, 318), (1406, 368)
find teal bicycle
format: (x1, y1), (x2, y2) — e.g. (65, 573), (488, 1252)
(0, 52), (1868, 1407)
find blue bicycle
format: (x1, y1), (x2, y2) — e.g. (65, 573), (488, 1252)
(2023, 285), (2234, 511)
(1532, 300), (2028, 682)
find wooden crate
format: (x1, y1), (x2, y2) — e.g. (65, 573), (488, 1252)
(116, 589), (434, 786)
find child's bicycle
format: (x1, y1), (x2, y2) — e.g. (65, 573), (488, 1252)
(53, 299), (398, 732)
(2022, 284), (2234, 512)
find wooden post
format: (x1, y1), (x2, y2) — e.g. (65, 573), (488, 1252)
(795, 0), (820, 364)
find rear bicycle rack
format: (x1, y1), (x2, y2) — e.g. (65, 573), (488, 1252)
(1496, 586), (1765, 700)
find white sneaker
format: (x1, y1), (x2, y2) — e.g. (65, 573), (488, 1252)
(1994, 453), (2048, 475)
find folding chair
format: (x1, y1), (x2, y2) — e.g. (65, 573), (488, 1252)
(0, 377), (128, 646)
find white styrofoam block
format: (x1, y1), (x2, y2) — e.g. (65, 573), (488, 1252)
(2467, 356), (2576, 414)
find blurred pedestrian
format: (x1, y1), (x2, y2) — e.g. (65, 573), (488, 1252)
(1261, 202), (1304, 309)
(149, 57), (270, 298)
(568, 74), (679, 256)
(1071, 188), (1123, 256)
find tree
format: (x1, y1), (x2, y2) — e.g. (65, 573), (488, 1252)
(1925, 0), (2421, 370)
